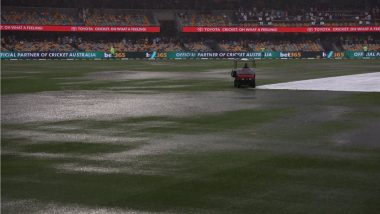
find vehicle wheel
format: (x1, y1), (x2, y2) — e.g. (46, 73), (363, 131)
(251, 80), (256, 88)
(234, 80), (238, 88)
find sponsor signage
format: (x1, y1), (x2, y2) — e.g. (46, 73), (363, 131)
(322, 51), (345, 59)
(182, 26), (380, 33)
(125, 52), (148, 58)
(279, 52), (302, 58)
(300, 51), (323, 58)
(0, 24), (160, 32)
(0, 51), (105, 59)
(2, 51), (379, 59)
(166, 52), (279, 59)
(0, 51), (158, 59)
(345, 51), (380, 59)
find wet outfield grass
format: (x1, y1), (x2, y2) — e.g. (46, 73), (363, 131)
(2, 60), (380, 213)
(2, 59), (380, 94)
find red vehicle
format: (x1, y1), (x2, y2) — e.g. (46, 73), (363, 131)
(230, 60), (256, 88)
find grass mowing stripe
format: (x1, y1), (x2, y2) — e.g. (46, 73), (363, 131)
(3, 150), (379, 213)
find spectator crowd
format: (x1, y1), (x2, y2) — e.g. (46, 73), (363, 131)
(234, 7), (378, 26)
(3, 34), (379, 52)
(178, 7), (380, 26)
(3, 6), (379, 27)
(339, 35), (380, 51)
(1, 7), (156, 26)
(216, 38), (323, 52)
(1, 7), (82, 25)
(1, 36), (182, 52)
(1, 5), (379, 53)
(178, 12), (231, 26)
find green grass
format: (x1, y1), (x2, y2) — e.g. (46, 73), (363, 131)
(2, 151), (380, 213)
(333, 93), (380, 106)
(75, 79), (231, 92)
(2, 108), (293, 136)
(136, 108), (293, 134)
(22, 142), (134, 154)
(2, 59), (380, 94)
(2, 59), (380, 213)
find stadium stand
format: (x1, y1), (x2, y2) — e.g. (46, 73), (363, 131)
(1, 0), (379, 53)
(3, 32), (380, 52)
(0, 35), (332, 52)
(1, 7), (157, 26)
(1, 35), (183, 52)
(2, 5), (378, 28)
(177, 8), (379, 27)
(1, 35), (78, 51)
(218, 40), (248, 52)
(83, 9), (156, 26)
(339, 35), (380, 51)
(216, 39), (324, 52)
(184, 42), (212, 52)
(78, 37), (182, 52)
(1, 7), (83, 25)
(178, 12), (232, 26)
(342, 43), (380, 51)
(234, 8), (378, 26)
(249, 39), (324, 52)
(4, 6), (375, 28)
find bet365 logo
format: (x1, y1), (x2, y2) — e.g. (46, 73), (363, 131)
(104, 53), (113, 58)
(146, 52), (157, 59)
(322, 51), (334, 59)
